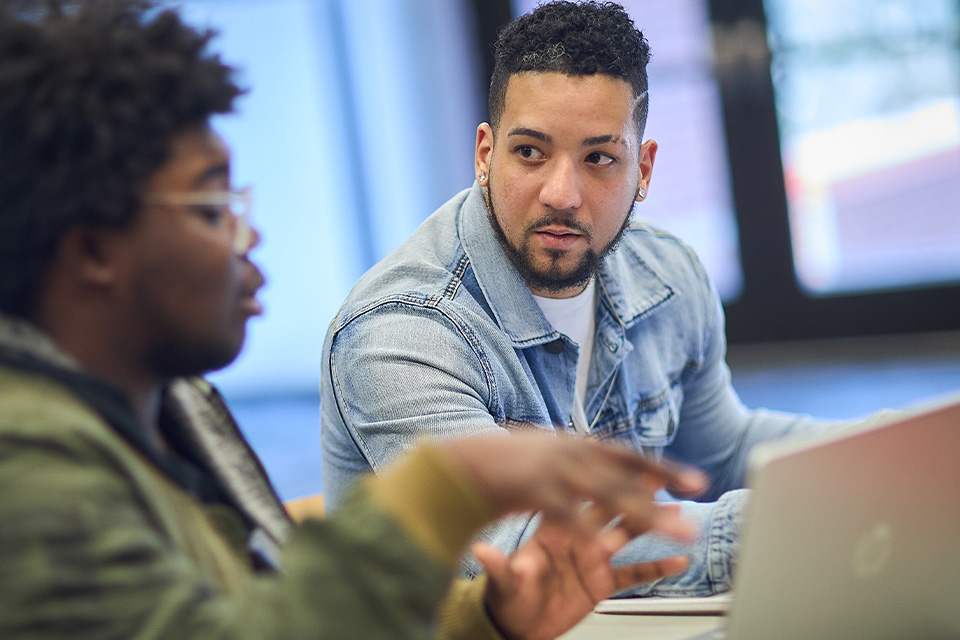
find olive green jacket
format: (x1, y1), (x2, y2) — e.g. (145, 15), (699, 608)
(0, 314), (501, 639)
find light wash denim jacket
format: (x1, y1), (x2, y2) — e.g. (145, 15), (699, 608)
(321, 184), (835, 596)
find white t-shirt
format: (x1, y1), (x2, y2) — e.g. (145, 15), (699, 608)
(533, 278), (597, 435)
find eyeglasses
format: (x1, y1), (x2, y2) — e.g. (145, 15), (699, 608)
(141, 186), (254, 254)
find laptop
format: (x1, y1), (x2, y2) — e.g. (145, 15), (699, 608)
(686, 394), (960, 639)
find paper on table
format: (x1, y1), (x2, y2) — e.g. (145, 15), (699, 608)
(594, 592), (733, 616)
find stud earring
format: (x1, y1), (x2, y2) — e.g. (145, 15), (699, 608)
(638, 188), (646, 199)
(478, 172), (486, 184)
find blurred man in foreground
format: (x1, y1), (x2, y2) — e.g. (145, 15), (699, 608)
(0, 1), (704, 638)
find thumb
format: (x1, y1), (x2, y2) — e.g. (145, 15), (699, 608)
(472, 541), (516, 597)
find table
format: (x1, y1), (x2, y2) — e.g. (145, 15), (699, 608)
(559, 612), (725, 640)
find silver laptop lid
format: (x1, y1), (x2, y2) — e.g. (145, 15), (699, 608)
(724, 396), (960, 640)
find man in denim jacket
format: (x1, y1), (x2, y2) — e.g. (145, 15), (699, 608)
(321, 1), (840, 596)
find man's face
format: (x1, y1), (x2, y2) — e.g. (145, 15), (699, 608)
(119, 126), (264, 378)
(476, 72), (657, 298)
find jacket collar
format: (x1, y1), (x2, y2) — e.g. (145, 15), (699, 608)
(0, 312), (292, 547)
(458, 184), (674, 343)
(0, 313), (210, 498)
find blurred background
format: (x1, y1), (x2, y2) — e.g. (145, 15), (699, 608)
(171, 0), (960, 500)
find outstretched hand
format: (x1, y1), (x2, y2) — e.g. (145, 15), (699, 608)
(475, 508), (691, 640)
(440, 432), (706, 537)
(439, 432), (706, 640)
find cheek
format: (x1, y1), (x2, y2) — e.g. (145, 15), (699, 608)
(591, 185), (636, 232)
(492, 171), (538, 232)
(163, 248), (238, 316)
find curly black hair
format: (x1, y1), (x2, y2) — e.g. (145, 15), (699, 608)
(0, 0), (243, 317)
(489, 1), (650, 136)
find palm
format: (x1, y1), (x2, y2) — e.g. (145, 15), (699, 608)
(478, 520), (688, 640)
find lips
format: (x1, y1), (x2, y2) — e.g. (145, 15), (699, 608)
(238, 264), (266, 316)
(535, 226), (583, 250)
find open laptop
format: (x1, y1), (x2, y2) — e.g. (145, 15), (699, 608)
(685, 394), (960, 640)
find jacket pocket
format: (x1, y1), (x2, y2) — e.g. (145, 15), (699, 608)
(632, 382), (681, 447)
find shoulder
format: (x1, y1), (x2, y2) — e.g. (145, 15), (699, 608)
(599, 220), (722, 348)
(622, 219), (710, 282)
(0, 366), (158, 498)
(333, 190), (472, 325)
(0, 366), (108, 445)
(603, 219), (716, 306)
(0, 366), (153, 526)
(329, 188), (504, 342)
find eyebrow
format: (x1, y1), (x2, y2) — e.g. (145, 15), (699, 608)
(582, 134), (624, 147)
(506, 127), (625, 148)
(507, 127), (550, 143)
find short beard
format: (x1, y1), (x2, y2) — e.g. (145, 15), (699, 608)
(484, 179), (634, 294)
(145, 337), (242, 380)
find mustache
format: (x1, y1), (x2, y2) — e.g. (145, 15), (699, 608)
(526, 213), (590, 237)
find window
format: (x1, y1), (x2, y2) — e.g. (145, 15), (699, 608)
(179, 0), (482, 396)
(765, 0), (960, 296)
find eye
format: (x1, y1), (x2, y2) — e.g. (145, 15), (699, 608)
(192, 205), (229, 226)
(516, 145), (544, 161)
(585, 152), (615, 166)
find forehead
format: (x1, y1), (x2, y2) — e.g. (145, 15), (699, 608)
(145, 126), (231, 191)
(499, 72), (639, 143)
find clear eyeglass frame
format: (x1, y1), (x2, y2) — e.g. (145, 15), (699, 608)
(141, 186), (253, 254)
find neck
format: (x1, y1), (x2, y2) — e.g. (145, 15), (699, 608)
(32, 305), (168, 450)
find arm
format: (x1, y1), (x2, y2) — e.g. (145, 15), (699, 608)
(435, 520), (691, 640)
(666, 257), (843, 500)
(0, 429), (462, 639)
(423, 434), (705, 640)
(322, 303), (509, 508)
(292, 462), (703, 640)
(1, 417), (701, 639)
(605, 250), (842, 597)
(322, 302), (549, 578)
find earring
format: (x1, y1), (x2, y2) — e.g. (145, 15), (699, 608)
(478, 172), (486, 185)
(638, 188), (646, 199)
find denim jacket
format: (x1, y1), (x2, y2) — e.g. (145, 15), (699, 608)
(321, 184), (835, 596)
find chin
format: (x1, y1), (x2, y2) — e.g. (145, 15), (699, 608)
(198, 339), (246, 375)
(149, 337), (245, 380)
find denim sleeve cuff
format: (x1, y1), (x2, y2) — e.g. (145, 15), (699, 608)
(706, 488), (748, 593)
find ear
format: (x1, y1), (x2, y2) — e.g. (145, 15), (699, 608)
(57, 225), (128, 289)
(636, 139), (659, 201)
(475, 122), (494, 186)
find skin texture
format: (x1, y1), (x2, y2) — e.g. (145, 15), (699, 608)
(474, 518), (689, 640)
(442, 433), (704, 534)
(127, 126), (264, 379)
(475, 72), (658, 299)
(33, 124), (264, 443)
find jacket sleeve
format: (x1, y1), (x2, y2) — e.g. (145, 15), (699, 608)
(322, 302), (514, 507)
(322, 302), (548, 580)
(0, 420), (501, 640)
(664, 254), (845, 500)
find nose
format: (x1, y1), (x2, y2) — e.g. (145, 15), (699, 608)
(245, 225), (262, 253)
(539, 157), (582, 211)
(234, 222), (261, 256)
